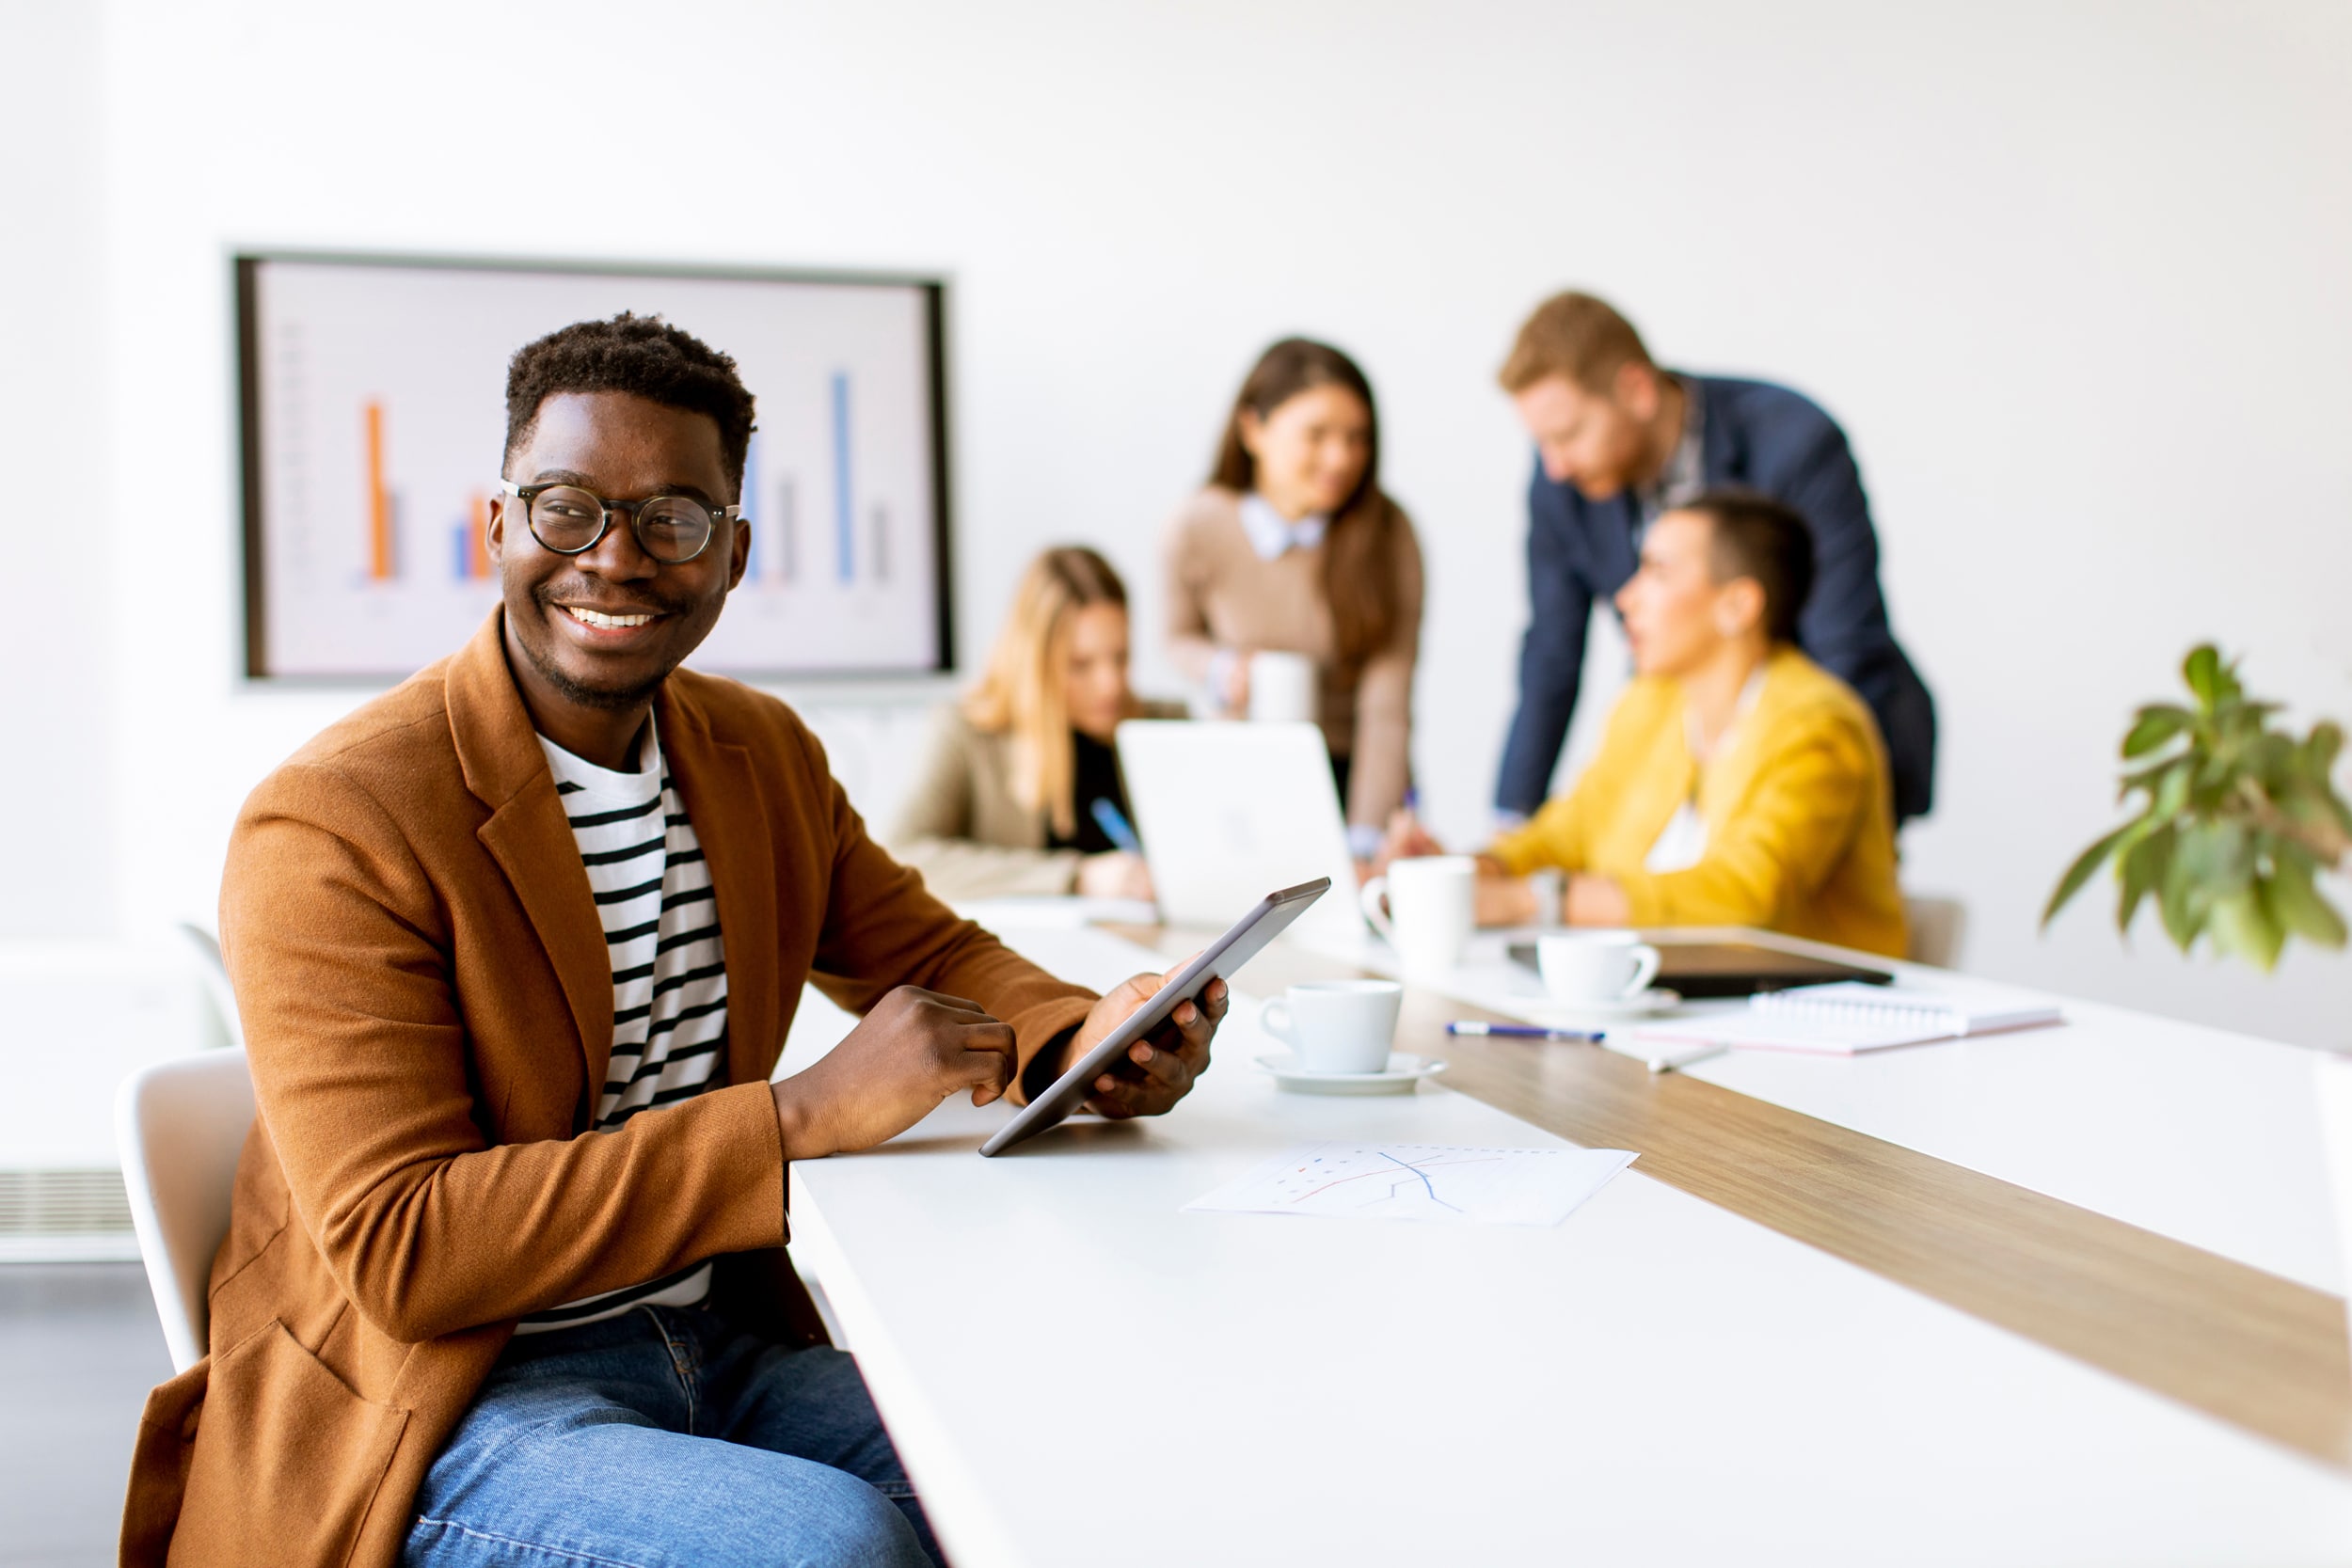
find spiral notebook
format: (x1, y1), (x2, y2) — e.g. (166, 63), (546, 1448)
(1629, 982), (2063, 1056)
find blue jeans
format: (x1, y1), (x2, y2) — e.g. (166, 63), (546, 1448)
(404, 1304), (939, 1568)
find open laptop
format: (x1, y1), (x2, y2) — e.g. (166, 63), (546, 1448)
(1116, 720), (1365, 942)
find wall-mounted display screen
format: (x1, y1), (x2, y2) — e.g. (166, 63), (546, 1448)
(236, 252), (952, 680)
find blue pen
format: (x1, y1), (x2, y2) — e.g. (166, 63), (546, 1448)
(1446, 1021), (1606, 1043)
(1090, 798), (1142, 854)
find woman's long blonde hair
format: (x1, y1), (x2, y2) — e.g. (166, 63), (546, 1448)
(964, 546), (1133, 840)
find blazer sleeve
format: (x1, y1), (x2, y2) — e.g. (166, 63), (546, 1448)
(798, 722), (1100, 1095)
(1495, 464), (1594, 816)
(1609, 715), (1870, 927)
(1772, 421), (1905, 712)
(221, 767), (794, 1343)
(884, 707), (1086, 899)
(1343, 514), (1422, 830)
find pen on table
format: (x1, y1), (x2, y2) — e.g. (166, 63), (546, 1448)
(1446, 1021), (1605, 1044)
(1089, 798), (1142, 855)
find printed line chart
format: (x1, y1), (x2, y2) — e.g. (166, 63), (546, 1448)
(1185, 1142), (1636, 1227)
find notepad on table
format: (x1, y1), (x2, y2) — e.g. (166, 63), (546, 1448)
(1629, 981), (2063, 1056)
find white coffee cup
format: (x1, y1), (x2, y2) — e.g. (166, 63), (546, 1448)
(1259, 979), (1402, 1074)
(1248, 650), (1318, 724)
(1359, 855), (1477, 974)
(1536, 930), (1662, 1005)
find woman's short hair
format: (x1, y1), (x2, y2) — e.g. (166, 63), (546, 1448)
(1679, 489), (1816, 645)
(963, 546), (1129, 839)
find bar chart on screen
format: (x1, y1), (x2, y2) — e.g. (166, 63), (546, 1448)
(244, 256), (946, 680)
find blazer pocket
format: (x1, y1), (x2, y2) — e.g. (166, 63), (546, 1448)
(169, 1319), (410, 1568)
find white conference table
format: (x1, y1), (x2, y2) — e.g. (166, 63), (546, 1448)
(783, 923), (2352, 1566)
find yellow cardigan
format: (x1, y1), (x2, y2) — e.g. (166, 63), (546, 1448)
(1490, 647), (1907, 958)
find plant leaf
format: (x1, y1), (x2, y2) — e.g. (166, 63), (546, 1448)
(2174, 818), (2253, 898)
(2122, 706), (2193, 759)
(2210, 886), (2285, 971)
(2043, 819), (2135, 928)
(2158, 847), (2208, 951)
(2268, 849), (2350, 949)
(2184, 644), (2223, 707)
(2117, 825), (2173, 932)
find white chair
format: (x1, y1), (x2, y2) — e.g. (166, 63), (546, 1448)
(174, 920), (245, 1050)
(115, 1049), (255, 1372)
(1903, 895), (1967, 969)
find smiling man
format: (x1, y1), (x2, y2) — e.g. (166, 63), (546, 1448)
(121, 315), (1227, 1568)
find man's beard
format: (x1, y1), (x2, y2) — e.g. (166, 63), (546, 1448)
(520, 578), (707, 711)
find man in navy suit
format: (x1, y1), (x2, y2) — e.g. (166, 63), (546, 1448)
(1492, 292), (1936, 825)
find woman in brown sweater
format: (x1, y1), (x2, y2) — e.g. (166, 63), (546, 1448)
(890, 546), (1184, 901)
(1164, 338), (1424, 860)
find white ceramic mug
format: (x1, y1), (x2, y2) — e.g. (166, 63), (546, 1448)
(1359, 855), (1477, 974)
(1259, 979), (1402, 1074)
(1536, 930), (1662, 1004)
(1248, 650), (1318, 724)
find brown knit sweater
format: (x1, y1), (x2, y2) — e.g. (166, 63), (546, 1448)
(1162, 485), (1423, 830)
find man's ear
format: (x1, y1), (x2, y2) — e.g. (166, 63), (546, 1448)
(727, 515), (752, 591)
(1614, 360), (1660, 420)
(485, 491), (509, 565)
(1717, 577), (1767, 640)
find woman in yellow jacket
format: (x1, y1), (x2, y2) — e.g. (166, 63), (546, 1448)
(1388, 490), (1906, 957)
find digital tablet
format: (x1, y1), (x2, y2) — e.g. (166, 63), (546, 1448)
(977, 878), (1330, 1157)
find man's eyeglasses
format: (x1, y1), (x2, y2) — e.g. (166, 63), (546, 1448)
(500, 481), (739, 564)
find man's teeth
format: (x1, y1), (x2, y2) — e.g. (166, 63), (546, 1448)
(564, 607), (655, 629)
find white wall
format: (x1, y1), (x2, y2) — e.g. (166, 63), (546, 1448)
(14, 0), (2351, 1043)
(2, 0), (115, 938)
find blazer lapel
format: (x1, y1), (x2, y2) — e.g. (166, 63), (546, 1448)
(446, 610), (617, 1119)
(657, 679), (781, 1089)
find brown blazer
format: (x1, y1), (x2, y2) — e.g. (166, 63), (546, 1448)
(885, 699), (1188, 900)
(120, 612), (1098, 1568)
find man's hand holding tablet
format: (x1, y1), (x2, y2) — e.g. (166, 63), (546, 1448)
(1038, 965), (1232, 1119)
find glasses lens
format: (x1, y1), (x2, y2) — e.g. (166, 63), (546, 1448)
(635, 496), (714, 562)
(528, 486), (606, 552)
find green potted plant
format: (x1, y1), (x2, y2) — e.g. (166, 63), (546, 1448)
(2043, 645), (2347, 965)
(2043, 643), (2352, 1342)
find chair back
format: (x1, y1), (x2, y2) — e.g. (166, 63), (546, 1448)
(114, 1050), (255, 1372)
(1903, 895), (1967, 969)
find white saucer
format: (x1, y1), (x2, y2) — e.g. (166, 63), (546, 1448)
(1526, 988), (1683, 1021)
(1252, 1051), (1447, 1096)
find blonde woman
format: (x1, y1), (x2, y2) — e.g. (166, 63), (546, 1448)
(891, 546), (1184, 901)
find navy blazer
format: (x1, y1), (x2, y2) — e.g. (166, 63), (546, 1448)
(1495, 374), (1936, 823)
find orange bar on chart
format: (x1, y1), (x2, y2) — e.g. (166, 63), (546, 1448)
(365, 400), (393, 580)
(469, 491), (491, 578)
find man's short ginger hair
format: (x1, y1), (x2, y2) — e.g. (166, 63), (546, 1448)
(1497, 291), (1655, 395)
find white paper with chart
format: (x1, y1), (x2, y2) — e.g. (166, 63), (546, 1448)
(1184, 1141), (1636, 1227)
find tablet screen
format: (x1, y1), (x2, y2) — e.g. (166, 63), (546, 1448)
(977, 879), (1330, 1157)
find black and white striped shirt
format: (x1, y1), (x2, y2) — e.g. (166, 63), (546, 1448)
(516, 720), (729, 1333)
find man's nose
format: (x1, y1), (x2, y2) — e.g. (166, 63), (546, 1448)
(578, 512), (659, 579)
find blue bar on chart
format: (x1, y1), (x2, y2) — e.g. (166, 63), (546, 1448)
(832, 371), (854, 584)
(742, 437), (762, 581)
(451, 522), (471, 582)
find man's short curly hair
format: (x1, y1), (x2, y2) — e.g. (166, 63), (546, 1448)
(503, 313), (757, 496)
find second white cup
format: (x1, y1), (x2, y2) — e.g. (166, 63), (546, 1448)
(1248, 650), (1318, 724)
(1536, 930), (1662, 1005)
(1359, 855), (1477, 974)
(1259, 979), (1403, 1074)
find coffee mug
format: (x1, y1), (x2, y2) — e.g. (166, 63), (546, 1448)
(1536, 930), (1662, 1004)
(1359, 855), (1477, 974)
(1259, 979), (1402, 1074)
(1248, 650), (1318, 724)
